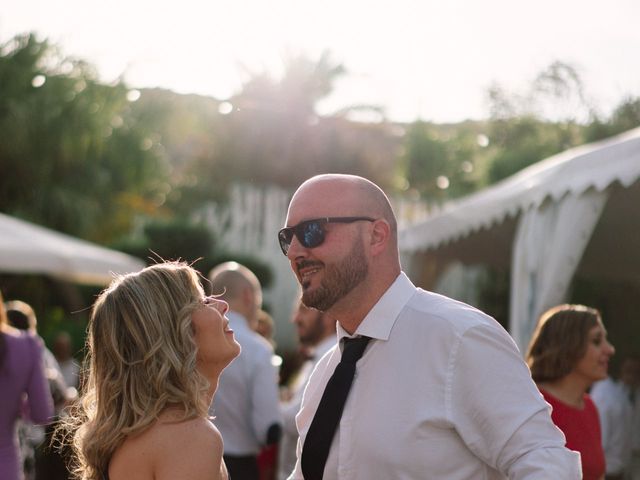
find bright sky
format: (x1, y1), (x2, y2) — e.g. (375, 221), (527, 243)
(2, 0), (639, 123)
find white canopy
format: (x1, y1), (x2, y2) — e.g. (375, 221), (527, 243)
(400, 127), (640, 352)
(0, 212), (146, 285)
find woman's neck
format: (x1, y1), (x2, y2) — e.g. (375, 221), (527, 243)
(539, 373), (591, 408)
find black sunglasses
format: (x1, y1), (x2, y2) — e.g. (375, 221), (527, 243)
(278, 216), (376, 255)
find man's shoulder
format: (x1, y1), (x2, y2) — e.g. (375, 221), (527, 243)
(229, 313), (273, 353)
(238, 328), (274, 352)
(405, 288), (496, 334)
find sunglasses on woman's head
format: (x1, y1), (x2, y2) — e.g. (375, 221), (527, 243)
(278, 217), (376, 256)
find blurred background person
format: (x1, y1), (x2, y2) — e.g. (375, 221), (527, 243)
(278, 300), (336, 480)
(208, 262), (282, 480)
(5, 301), (70, 408)
(527, 304), (615, 480)
(252, 309), (281, 480)
(619, 357), (640, 480)
(6, 300), (70, 480)
(51, 332), (80, 391)
(58, 261), (240, 479)
(254, 309), (276, 348)
(0, 291), (53, 480)
(591, 356), (640, 479)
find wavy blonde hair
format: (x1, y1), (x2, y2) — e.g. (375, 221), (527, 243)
(59, 262), (211, 480)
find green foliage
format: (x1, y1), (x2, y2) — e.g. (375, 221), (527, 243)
(113, 219), (215, 264)
(397, 120), (486, 201)
(3, 33), (640, 241)
(486, 117), (578, 183)
(179, 50), (400, 197)
(584, 97), (640, 142)
(0, 33), (169, 243)
(399, 121), (448, 200)
(126, 88), (227, 214)
(143, 220), (215, 262)
(112, 219), (273, 288)
(483, 62), (596, 183)
(0, 273), (97, 353)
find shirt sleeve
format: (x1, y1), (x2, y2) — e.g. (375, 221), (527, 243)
(250, 345), (283, 445)
(25, 335), (54, 424)
(448, 323), (582, 479)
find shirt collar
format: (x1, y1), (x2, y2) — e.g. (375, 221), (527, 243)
(336, 272), (416, 343)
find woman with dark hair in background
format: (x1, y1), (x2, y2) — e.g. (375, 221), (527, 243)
(58, 261), (240, 480)
(526, 304), (615, 480)
(0, 291), (54, 480)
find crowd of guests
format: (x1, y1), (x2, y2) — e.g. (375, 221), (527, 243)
(1, 174), (639, 480)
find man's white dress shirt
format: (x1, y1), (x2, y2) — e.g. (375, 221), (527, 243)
(591, 377), (633, 475)
(288, 273), (581, 479)
(210, 311), (282, 456)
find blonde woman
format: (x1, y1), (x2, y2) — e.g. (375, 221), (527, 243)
(526, 304), (615, 480)
(60, 262), (240, 480)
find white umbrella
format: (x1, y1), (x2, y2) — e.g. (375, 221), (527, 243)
(0, 212), (146, 285)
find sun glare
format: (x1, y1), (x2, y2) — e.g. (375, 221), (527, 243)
(2, 0), (639, 122)
(31, 74), (46, 88)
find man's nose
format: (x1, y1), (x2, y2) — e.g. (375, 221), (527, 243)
(286, 234), (307, 260)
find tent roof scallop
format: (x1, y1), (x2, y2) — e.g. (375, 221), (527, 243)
(0, 213), (146, 285)
(400, 126), (640, 253)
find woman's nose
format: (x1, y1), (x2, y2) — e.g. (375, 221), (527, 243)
(606, 340), (615, 356)
(215, 299), (229, 315)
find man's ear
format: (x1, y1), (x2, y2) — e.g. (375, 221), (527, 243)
(238, 285), (251, 307)
(369, 219), (390, 256)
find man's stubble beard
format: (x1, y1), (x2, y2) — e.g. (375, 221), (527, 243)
(302, 237), (368, 312)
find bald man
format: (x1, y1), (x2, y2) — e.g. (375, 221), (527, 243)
(277, 174), (581, 479)
(208, 262), (282, 480)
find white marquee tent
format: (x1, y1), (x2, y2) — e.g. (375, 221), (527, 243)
(400, 127), (640, 352)
(0, 212), (145, 285)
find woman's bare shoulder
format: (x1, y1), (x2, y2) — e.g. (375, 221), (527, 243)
(152, 415), (225, 480)
(109, 414), (225, 480)
(155, 414), (223, 449)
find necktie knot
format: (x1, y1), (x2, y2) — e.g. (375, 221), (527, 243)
(341, 336), (371, 364)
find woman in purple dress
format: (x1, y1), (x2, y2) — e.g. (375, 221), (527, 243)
(0, 291), (53, 480)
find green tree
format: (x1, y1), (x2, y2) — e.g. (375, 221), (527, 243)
(585, 96), (640, 142)
(484, 61), (587, 183)
(179, 50), (400, 200)
(0, 33), (168, 243)
(398, 121), (484, 201)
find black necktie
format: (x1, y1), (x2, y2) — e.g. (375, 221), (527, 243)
(301, 336), (372, 480)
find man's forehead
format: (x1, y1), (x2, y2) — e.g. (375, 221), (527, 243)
(287, 180), (360, 221)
